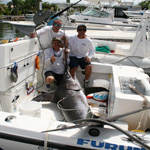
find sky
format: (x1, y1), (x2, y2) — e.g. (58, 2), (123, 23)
(1, 0), (144, 5)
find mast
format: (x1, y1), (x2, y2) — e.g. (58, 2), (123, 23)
(36, 0), (42, 12)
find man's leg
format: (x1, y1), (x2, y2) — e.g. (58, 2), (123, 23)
(70, 67), (78, 79)
(46, 76), (55, 84)
(69, 57), (78, 79)
(45, 71), (55, 90)
(45, 71), (55, 84)
(85, 65), (92, 81)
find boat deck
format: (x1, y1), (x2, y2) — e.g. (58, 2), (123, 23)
(65, 29), (136, 42)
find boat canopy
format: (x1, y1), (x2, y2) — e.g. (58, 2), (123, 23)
(84, 0), (118, 4)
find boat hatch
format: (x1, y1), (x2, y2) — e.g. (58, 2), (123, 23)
(119, 77), (150, 96)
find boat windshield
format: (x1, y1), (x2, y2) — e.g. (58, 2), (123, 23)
(82, 8), (110, 18)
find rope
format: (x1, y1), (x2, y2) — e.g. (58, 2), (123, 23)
(57, 97), (89, 112)
(136, 111), (145, 130)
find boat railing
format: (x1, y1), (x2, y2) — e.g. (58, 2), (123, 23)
(0, 15), (28, 22)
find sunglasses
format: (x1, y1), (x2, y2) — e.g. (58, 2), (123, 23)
(77, 28), (86, 31)
(54, 24), (62, 27)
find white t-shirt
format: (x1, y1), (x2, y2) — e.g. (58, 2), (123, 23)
(44, 48), (66, 74)
(68, 35), (95, 58)
(36, 26), (65, 50)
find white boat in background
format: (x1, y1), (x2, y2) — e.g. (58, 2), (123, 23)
(69, 6), (114, 24)
(2, 0), (141, 37)
(5, 20), (36, 35)
(123, 10), (145, 19)
(24, 13), (34, 21)
(92, 10), (150, 75)
(0, 35), (150, 149)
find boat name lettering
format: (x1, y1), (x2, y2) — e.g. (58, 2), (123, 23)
(38, 146), (53, 150)
(77, 138), (146, 150)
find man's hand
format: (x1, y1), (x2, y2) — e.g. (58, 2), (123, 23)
(30, 32), (36, 38)
(64, 48), (69, 54)
(84, 57), (91, 63)
(50, 55), (56, 64)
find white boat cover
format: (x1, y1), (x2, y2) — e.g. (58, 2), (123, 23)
(84, 0), (118, 4)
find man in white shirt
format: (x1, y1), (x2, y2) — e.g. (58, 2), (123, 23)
(68, 24), (95, 87)
(44, 37), (69, 90)
(30, 19), (68, 50)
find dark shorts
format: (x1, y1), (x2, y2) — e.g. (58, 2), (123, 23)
(44, 71), (63, 86)
(69, 56), (91, 70)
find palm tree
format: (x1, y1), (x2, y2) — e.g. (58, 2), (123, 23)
(24, 0), (36, 14)
(66, 0), (70, 3)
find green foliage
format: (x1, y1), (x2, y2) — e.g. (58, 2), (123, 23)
(23, 0), (36, 14)
(138, 0), (150, 10)
(1, 0), (60, 15)
(66, 0), (70, 3)
(0, 4), (9, 15)
(42, 2), (58, 12)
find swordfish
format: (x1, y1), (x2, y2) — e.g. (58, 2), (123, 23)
(33, 53), (89, 122)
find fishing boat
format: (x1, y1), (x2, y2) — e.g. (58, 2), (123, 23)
(92, 10), (150, 75)
(123, 10), (145, 19)
(68, 5), (114, 24)
(0, 34), (150, 150)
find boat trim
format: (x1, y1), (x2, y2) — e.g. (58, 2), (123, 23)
(0, 131), (94, 150)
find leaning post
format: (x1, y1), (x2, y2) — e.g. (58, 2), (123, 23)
(36, 0), (42, 12)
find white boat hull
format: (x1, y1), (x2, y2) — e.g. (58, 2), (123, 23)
(0, 112), (149, 150)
